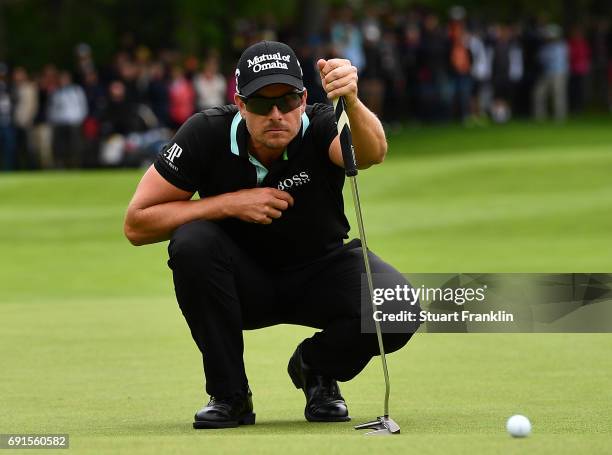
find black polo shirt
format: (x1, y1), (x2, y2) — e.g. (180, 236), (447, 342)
(154, 103), (350, 269)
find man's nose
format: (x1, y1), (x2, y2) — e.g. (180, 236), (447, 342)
(268, 104), (283, 119)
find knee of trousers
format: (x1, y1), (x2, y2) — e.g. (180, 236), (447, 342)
(168, 220), (230, 270)
(380, 331), (414, 354)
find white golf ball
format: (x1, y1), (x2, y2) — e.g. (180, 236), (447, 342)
(506, 414), (531, 437)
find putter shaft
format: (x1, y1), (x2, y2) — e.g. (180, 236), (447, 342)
(333, 96), (397, 433)
(348, 175), (391, 418)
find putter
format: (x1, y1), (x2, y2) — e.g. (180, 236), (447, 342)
(333, 97), (400, 436)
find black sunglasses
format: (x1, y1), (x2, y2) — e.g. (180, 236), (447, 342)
(238, 90), (305, 115)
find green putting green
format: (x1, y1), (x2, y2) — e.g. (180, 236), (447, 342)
(1, 118), (611, 453)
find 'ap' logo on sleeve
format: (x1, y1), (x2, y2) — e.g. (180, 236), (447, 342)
(165, 143), (183, 163)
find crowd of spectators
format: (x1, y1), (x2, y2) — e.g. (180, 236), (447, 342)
(315, 6), (611, 126)
(1, 6), (611, 171)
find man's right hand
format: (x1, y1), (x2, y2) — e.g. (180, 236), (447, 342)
(125, 166), (296, 246)
(224, 188), (294, 224)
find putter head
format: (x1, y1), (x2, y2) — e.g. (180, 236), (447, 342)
(355, 416), (400, 435)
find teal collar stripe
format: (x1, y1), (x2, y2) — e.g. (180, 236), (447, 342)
(230, 111), (309, 186)
(248, 154), (268, 186)
(230, 111), (242, 156)
(301, 112), (309, 137)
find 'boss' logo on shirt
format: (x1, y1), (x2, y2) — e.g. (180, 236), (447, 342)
(277, 171), (310, 191)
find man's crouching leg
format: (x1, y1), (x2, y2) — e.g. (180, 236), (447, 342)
(287, 244), (421, 422)
(168, 220), (261, 429)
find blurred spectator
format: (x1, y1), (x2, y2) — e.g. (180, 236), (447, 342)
(80, 71), (106, 167)
(134, 45), (154, 101)
(194, 54), (227, 110)
(418, 12), (451, 121)
(259, 13), (278, 42)
(0, 63), (16, 171)
(330, 7), (365, 72)
(490, 25), (523, 123)
(147, 62), (170, 126)
(590, 19), (610, 110)
(467, 28), (492, 122)
(296, 41), (328, 105)
(74, 43), (95, 85)
(100, 81), (146, 136)
(448, 18), (473, 122)
(516, 18), (544, 116)
(32, 65), (58, 169)
(12, 67), (39, 169)
(399, 21), (421, 119)
(380, 28), (405, 124)
(99, 80), (148, 166)
(168, 66), (195, 129)
(568, 25), (591, 113)
(114, 53), (140, 104)
(47, 71), (88, 168)
(508, 26), (525, 102)
(359, 10), (385, 118)
(82, 70), (105, 119)
(533, 24), (569, 121)
(184, 55), (200, 80)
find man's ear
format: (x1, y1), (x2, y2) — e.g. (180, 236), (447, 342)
(234, 93), (246, 117)
(301, 88), (308, 113)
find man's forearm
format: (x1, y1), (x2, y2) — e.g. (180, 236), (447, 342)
(125, 195), (230, 246)
(345, 97), (387, 168)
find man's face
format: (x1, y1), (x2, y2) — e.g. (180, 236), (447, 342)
(235, 84), (306, 153)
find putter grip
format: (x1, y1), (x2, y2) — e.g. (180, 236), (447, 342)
(333, 97), (358, 177)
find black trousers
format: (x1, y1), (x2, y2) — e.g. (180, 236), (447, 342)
(168, 220), (418, 398)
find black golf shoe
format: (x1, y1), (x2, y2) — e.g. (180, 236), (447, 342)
(193, 388), (256, 429)
(288, 343), (350, 422)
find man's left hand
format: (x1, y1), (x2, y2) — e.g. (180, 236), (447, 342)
(317, 59), (358, 107)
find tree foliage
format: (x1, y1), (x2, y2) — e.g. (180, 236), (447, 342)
(0, 0), (608, 70)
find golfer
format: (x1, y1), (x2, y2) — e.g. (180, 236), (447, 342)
(124, 41), (418, 429)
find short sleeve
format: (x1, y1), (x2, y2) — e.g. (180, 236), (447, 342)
(154, 113), (207, 192)
(308, 103), (338, 155)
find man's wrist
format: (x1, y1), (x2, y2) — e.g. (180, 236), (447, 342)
(196, 193), (235, 220)
(344, 94), (360, 111)
(216, 193), (235, 219)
